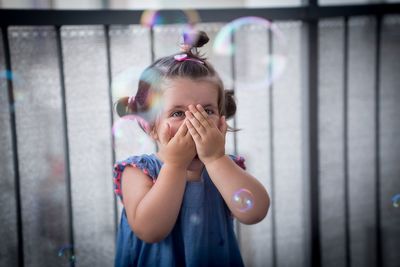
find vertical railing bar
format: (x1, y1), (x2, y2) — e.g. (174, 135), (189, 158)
(55, 25), (75, 267)
(306, 18), (321, 267)
(2, 25), (25, 267)
(303, 0), (321, 264)
(343, 16), (351, 267)
(230, 27), (240, 247)
(104, 24), (119, 241)
(267, 24), (277, 267)
(374, 14), (382, 267)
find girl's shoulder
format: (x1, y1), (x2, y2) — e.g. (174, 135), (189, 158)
(113, 154), (161, 198)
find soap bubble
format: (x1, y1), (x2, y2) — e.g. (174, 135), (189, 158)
(231, 188), (254, 212)
(111, 66), (143, 104)
(189, 213), (201, 225)
(140, 9), (201, 49)
(140, 9), (200, 28)
(112, 67), (163, 123)
(392, 194), (400, 208)
(0, 70), (27, 111)
(58, 244), (75, 264)
(111, 115), (154, 153)
(213, 16), (287, 90)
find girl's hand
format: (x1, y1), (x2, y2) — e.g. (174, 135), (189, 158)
(185, 104), (228, 165)
(157, 120), (196, 169)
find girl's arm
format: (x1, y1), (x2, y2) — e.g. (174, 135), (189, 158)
(122, 121), (196, 243)
(205, 156), (270, 224)
(122, 164), (187, 243)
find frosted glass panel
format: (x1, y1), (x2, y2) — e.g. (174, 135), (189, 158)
(109, 25), (154, 221)
(318, 18), (347, 267)
(234, 24), (273, 267)
(0, 29), (19, 267)
(109, 25), (153, 161)
(348, 17), (377, 267)
(8, 26), (70, 267)
(380, 15), (400, 267)
(231, 20), (306, 267)
(272, 21), (306, 267)
(61, 26), (115, 267)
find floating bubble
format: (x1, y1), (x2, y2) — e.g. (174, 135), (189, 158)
(113, 66), (164, 123)
(112, 66), (143, 103)
(189, 213), (201, 225)
(0, 70), (27, 110)
(231, 188), (254, 212)
(212, 16), (287, 90)
(140, 9), (200, 28)
(140, 9), (201, 49)
(112, 114), (154, 153)
(58, 244), (75, 263)
(392, 194), (400, 208)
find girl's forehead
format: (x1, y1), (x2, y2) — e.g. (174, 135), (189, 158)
(162, 78), (219, 105)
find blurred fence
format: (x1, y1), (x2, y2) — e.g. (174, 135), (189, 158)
(0, 4), (400, 267)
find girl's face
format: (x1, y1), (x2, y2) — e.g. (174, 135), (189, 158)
(153, 77), (221, 170)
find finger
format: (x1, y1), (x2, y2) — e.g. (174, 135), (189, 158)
(188, 105), (211, 129)
(196, 104), (215, 127)
(175, 120), (188, 137)
(185, 110), (207, 137)
(185, 119), (202, 142)
(159, 122), (171, 145)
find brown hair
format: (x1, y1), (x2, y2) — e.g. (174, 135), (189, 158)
(115, 31), (237, 132)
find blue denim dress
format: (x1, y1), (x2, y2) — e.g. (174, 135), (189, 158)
(113, 154), (246, 267)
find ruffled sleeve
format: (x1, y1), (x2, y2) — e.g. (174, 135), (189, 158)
(113, 154), (158, 201)
(229, 155), (246, 170)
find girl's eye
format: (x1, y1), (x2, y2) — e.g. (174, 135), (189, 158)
(205, 109), (214, 115)
(171, 111), (184, 118)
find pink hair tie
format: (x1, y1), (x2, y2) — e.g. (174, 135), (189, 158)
(128, 95), (135, 104)
(174, 53), (204, 64)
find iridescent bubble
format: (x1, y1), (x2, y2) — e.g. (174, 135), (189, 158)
(140, 9), (201, 49)
(113, 67), (164, 124)
(392, 194), (400, 208)
(189, 213), (201, 225)
(112, 66), (143, 104)
(140, 9), (200, 28)
(213, 16), (287, 90)
(0, 70), (27, 110)
(58, 244), (75, 263)
(231, 188), (254, 212)
(111, 114), (154, 153)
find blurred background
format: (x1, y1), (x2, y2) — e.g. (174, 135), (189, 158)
(0, 0), (399, 267)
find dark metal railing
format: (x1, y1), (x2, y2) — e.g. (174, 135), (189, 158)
(0, 4), (400, 25)
(1, 3), (399, 267)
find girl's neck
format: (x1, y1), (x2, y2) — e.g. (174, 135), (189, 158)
(186, 169), (203, 182)
(154, 152), (204, 182)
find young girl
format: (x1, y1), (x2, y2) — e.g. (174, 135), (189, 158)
(113, 31), (270, 267)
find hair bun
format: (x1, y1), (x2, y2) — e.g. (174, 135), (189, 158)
(194, 31), (209, 48)
(115, 96), (132, 117)
(224, 90), (236, 119)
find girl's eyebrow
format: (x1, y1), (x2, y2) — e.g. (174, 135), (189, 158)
(167, 104), (216, 110)
(201, 104), (216, 108)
